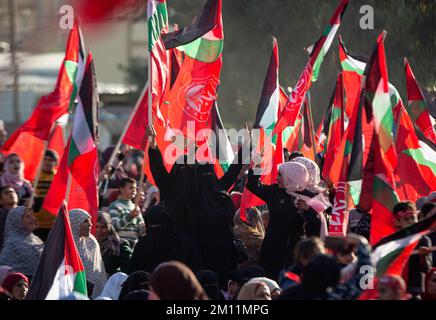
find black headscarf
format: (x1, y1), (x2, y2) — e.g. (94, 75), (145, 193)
(118, 271), (150, 300)
(195, 270), (221, 300)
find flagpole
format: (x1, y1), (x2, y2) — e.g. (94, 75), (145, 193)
(105, 83), (148, 171)
(64, 172), (72, 208)
(27, 123), (57, 209)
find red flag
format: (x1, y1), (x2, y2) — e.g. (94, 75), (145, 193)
(161, 0), (223, 140)
(394, 105), (436, 202)
(43, 53), (99, 233)
(404, 58), (436, 144)
(274, 0), (349, 134)
(2, 22), (85, 181)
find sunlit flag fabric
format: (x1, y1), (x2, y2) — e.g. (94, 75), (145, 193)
(1, 21), (85, 181)
(359, 32), (399, 245)
(274, 0), (350, 134)
(42, 53), (99, 232)
(26, 204), (87, 300)
(239, 40), (285, 222)
(404, 58), (436, 145)
(372, 213), (436, 278)
(394, 104), (436, 202)
(161, 0), (223, 140)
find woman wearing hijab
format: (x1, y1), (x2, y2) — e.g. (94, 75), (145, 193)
(150, 261), (208, 300)
(146, 126), (247, 283)
(128, 205), (202, 274)
(118, 270), (150, 300)
(237, 280), (271, 300)
(0, 206), (43, 277)
(69, 208), (107, 299)
(0, 154), (33, 205)
(2, 272), (29, 300)
(291, 157), (330, 240)
(95, 272), (128, 300)
(233, 207), (264, 268)
(96, 211), (132, 276)
(246, 161), (321, 281)
(195, 270), (224, 300)
(246, 277), (281, 299)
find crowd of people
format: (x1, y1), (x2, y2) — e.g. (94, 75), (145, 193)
(0, 123), (435, 301)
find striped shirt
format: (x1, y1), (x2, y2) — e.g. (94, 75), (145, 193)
(109, 199), (145, 248)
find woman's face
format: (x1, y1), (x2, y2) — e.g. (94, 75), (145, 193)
(7, 156), (22, 175)
(79, 218), (92, 237)
(276, 171), (285, 189)
(11, 279), (28, 300)
(428, 271), (436, 296)
(22, 209), (37, 232)
(95, 221), (109, 240)
(378, 283), (401, 300)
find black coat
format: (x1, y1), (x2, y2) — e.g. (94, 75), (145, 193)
(101, 240), (132, 276)
(246, 169), (321, 281)
(128, 205), (203, 273)
(148, 147), (244, 280)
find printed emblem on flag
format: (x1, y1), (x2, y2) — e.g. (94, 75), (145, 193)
(179, 75), (220, 122)
(285, 63), (313, 111)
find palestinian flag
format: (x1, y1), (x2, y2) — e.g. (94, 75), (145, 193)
(358, 32), (399, 245)
(2, 21), (85, 181)
(26, 205), (87, 300)
(254, 38), (280, 134)
(404, 58), (436, 145)
(372, 213), (436, 278)
(209, 101), (235, 176)
(148, 0), (170, 125)
(322, 73), (345, 180)
(161, 0), (223, 140)
(394, 104), (436, 202)
(338, 35), (367, 120)
(162, 0), (219, 49)
(43, 53), (99, 232)
(274, 0), (349, 133)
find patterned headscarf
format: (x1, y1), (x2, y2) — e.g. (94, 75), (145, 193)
(0, 206), (43, 276)
(291, 157), (324, 194)
(1, 154), (26, 191)
(97, 211), (121, 257)
(278, 162), (310, 195)
(69, 208), (107, 299)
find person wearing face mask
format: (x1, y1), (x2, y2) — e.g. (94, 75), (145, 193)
(0, 154), (33, 205)
(146, 125), (249, 284)
(0, 206), (43, 278)
(128, 204), (202, 274)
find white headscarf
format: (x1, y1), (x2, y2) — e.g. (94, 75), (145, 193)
(278, 162), (310, 195)
(291, 157), (324, 194)
(69, 208), (107, 299)
(95, 272), (128, 300)
(0, 206), (43, 276)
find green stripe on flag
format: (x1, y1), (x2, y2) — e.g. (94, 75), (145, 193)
(68, 139), (81, 166)
(376, 247), (404, 277)
(73, 271), (88, 296)
(148, 3), (168, 51)
(408, 100), (427, 122)
(403, 148), (436, 175)
(179, 38), (223, 63)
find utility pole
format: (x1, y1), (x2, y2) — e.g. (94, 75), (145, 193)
(9, 0), (20, 124)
